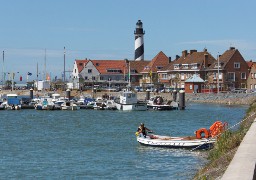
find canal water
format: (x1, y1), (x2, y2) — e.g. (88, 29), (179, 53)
(0, 103), (248, 179)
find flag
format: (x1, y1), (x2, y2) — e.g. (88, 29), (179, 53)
(149, 70), (152, 77)
(27, 72), (32, 76)
(20, 76), (22, 81)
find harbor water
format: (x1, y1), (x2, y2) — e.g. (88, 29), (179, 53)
(0, 103), (248, 179)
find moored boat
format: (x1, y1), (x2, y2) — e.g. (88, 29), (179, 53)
(147, 96), (174, 110)
(137, 134), (215, 149)
(115, 90), (147, 111)
(136, 121), (226, 150)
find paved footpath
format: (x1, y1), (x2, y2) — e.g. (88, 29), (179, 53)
(221, 118), (256, 180)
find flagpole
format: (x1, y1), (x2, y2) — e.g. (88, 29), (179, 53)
(2, 51), (4, 89)
(64, 46), (66, 90)
(37, 62), (38, 92)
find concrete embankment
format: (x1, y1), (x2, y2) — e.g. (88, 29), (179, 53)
(221, 118), (256, 180)
(2, 90), (256, 105)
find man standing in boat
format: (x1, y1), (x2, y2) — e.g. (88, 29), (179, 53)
(138, 123), (152, 137)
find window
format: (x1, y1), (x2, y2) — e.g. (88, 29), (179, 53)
(250, 84), (252, 90)
(181, 73), (185, 80)
(213, 72), (217, 79)
(182, 64), (188, 69)
(174, 64), (180, 70)
(254, 73), (256, 79)
(191, 63), (198, 69)
(219, 73), (223, 80)
(227, 72), (235, 81)
(189, 85), (193, 90)
(79, 63), (83, 66)
(241, 72), (246, 79)
(100, 76), (104, 80)
(254, 84), (256, 90)
(251, 73), (254, 79)
(84, 76), (88, 80)
(107, 69), (122, 73)
(241, 83), (246, 88)
(75, 69), (77, 73)
(234, 62), (240, 68)
(88, 69), (92, 73)
(92, 76), (95, 80)
(162, 74), (167, 79)
(156, 66), (163, 70)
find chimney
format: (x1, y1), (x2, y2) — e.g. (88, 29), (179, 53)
(176, 55), (180, 60)
(190, 50), (197, 54)
(204, 48), (207, 52)
(182, 50), (188, 57)
(168, 57), (172, 63)
(204, 54), (209, 68)
(230, 47), (235, 50)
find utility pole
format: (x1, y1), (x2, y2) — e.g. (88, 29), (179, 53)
(217, 53), (220, 94)
(64, 47), (66, 90)
(2, 51), (4, 89)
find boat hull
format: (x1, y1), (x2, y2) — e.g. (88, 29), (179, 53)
(147, 105), (174, 111)
(137, 135), (215, 150)
(116, 103), (147, 111)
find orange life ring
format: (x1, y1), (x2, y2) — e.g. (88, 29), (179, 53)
(196, 128), (210, 139)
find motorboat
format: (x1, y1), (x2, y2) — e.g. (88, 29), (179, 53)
(1, 94), (21, 110)
(147, 96), (174, 110)
(104, 100), (117, 110)
(136, 121), (226, 150)
(136, 134), (215, 150)
(115, 90), (147, 111)
(61, 101), (80, 110)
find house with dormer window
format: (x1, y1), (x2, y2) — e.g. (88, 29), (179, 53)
(207, 47), (249, 91)
(158, 49), (216, 89)
(140, 51), (171, 88)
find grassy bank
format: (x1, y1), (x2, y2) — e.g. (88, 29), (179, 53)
(193, 101), (256, 179)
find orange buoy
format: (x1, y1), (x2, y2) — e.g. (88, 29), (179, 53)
(196, 128), (210, 139)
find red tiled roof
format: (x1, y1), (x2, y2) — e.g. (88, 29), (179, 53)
(165, 50), (216, 71)
(75, 60), (89, 73)
(247, 61), (253, 68)
(91, 60), (126, 74)
(141, 51), (170, 73)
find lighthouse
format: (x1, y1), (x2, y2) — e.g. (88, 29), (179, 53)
(134, 20), (145, 61)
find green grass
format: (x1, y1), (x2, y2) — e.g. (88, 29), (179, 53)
(194, 101), (256, 179)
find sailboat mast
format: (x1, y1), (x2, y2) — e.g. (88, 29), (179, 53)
(2, 51), (4, 89)
(37, 62), (38, 92)
(64, 46), (66, 83)
(128, 61), (131, 88)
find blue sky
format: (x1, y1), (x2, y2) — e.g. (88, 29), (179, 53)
(0, 0), (255, 82)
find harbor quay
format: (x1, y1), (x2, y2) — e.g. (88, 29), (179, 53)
(1, 89), (256, 105)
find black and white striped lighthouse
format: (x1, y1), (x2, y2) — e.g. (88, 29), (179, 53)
(134, 20), (145, 61)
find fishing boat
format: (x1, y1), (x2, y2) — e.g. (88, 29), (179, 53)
(115, 90), (147, 111)
(136, 121), (226, 150)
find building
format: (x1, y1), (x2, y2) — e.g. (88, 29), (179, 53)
(207, 47), (249, 91)
(247, 60), (256, 92)
(158, 49), (216, 90)
(140, 51), (171, 88)
(134, 20), (145, 61)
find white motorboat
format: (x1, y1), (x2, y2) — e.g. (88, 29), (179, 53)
(115, 90), (147, 111)
(61, 101), (80, 110)
(136, 121), (226, 150)
(147, 96), (174, 110)
(136, 134), (215, 150)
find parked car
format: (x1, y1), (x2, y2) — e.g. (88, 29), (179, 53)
(134, 86), (143, 92)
